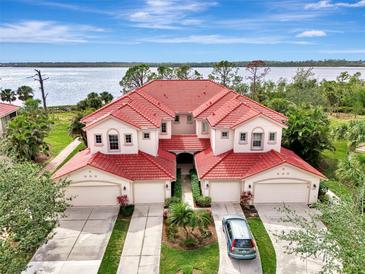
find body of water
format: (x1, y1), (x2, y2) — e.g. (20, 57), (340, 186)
(1, 67), (364, 106)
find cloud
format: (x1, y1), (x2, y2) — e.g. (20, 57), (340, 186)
(127, 0), (217, 29)
(296, 30), (327, 37)
(0, 20), (105, 43)
(140, 34), (312, 45)
(305, 0), (365, 9)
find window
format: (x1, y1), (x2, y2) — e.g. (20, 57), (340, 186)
(269, 132), (276, 143)
(202, 121), (209, 133)
(174, 115), (180, 123)
(95, 134), (102, 145)
(239, 132), (247, 143)
(252, 133), (263, 149)
(161, 122), (167, 133)
(125, 134), (132, 144)
(187, 114), (193, 124)
(221, 131), (229, 139)
(108, 134), (119, 150)
(143, 132), (150, 140)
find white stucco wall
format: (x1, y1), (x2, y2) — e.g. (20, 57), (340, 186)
(138, 129), (159, 156)
(233, 116), (283, 153)
(0, 118), (4, 136)
(243, 164), (320, 204)
(211, 128), (234, 155)
(159, 120), (172, 139)
(196, 119), (210, 138)
(171, 114), (195, 135)
(86, 117), (139, 154)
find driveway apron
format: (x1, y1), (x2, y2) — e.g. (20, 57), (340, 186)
(23, 206), (119, 274)
(212, 202), (262, 274)
(117, 204), (163, 274)
(256, 204), (325, 274)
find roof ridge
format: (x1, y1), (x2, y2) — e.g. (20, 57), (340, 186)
(210, 98), (243, 126)
(239, 94), (288, 119)
(201, 149), (232, 179)
(192, 88), (229, 117)
(141, 151), (174, 178)
(127, 100), (159, 127)
(135, 89), (175, 117)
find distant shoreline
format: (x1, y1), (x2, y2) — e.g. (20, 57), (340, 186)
(1, 60), (365, 68)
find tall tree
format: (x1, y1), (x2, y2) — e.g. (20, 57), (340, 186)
(119, 64), (153, 93)
(174, 65), (192, 80)
(208, 60), (242, 88)
(0, 89), (16, 103)
(16, 85), (34, 101)
(156, 65), (174, 79)
(99, 91), (113, 105)
(0, 158), (69, 273)
(33, 69), (49, 112)
(245, 60), (270, 101)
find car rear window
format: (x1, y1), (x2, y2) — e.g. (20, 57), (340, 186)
(234, 239), (253, 248)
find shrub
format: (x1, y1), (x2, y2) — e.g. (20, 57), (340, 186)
(120, 205), (134, 217)
(172, 169), (182, 199)
(165, 196), (182, 208)
(184, 236), (198, 248)
(168, 224), (178, 242)
(190, 169), (211, 207)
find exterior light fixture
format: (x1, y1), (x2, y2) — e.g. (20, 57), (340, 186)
(123, 186), (127, 191)
(313, 184), (317, 189)
(166, 184), (169, 189)
(206, 183), (209, 188)
(248, 185), (252, 189)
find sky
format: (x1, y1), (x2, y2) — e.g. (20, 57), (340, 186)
(0, 0), (365, 62)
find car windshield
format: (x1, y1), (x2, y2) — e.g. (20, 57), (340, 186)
(234, 239), (253, 248)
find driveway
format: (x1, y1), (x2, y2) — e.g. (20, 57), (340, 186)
(117, 204), (163, 274)
(256, 204), (325, 274)
(211, 203), (262, 274)
(24, 206), (119, 274)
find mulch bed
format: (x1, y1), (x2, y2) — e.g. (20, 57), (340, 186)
(241, 204), (259, 218)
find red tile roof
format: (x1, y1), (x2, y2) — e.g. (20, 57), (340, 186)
(53, 148), (176, 181)
(0, 102), (19, 118)
(159, 135), (211, 152)
(195, 147), (325, 180)
(140, 80), (226, 113)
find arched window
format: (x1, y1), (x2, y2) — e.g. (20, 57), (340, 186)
(107, 129), (120, 151)
(251, 127), (264, 150)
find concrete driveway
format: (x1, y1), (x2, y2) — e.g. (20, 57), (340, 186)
(24, 206), (119, 274)
(256, 204), (325, 274)
(212, 203), (262, 274)
(117, 204), (163, 274)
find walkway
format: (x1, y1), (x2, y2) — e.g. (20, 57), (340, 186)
(118, 204), (163, 274)
(182, 175), (195, 208)
(24, 206), (119, 274)
(211, 203), (262, 274)
(256, 204), (325, 274)
(42, 138), (82, 174)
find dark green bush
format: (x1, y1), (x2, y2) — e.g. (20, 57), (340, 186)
(168, 224), (178, 242)
(184, 236), (198, 248)
(196, 196), (212, 207)
(119, 205), (134, 217)
(190, 169), (211, 207)
(172, 169), (182, 199)
(164, 196), (181, 208)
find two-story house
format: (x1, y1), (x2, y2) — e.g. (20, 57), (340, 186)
(0, 102), (19, 136)
(54, 80), (325, 206)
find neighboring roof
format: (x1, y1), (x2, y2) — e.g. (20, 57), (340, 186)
(159, 134), (211, 152)
(0, 102), (19, 118)
(195, 147), (325, 180)
(53, 148), (176, 181)
(139, 80), (226, 113)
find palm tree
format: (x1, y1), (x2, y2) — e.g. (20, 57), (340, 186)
(16, 86), (34, 101)
(168, 202), (194, 238)
(0, 89), (16, 103)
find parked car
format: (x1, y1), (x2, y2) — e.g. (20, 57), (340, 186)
(222, 215), (257, 260)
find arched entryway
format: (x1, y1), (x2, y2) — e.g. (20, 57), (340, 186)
(176, 152), (194, 175)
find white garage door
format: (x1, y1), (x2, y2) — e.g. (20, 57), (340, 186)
(134, 182), (165, 204)
(254, 182), (309, 203)
(66, 185), (121, 206)
(210, 182), (241, 202)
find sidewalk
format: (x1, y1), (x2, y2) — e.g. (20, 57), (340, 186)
(42, 138), (82, 174)
(182, 175), (195, 209)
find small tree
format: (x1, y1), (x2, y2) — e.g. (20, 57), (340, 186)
(99, 91), (113, 105)
(246, 60), (270, 101)
(0, 89), (16, 103)
(16, 86), (34, 101)
(2, 99), (52, 161)
(156, 65), (174, 79)
(119, 64), (153, 93)
(69, 112), (87, 144)
(0, 158), (70, 273)
(209, 60), (242, 88)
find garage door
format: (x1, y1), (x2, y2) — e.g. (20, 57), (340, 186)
(134, 182), (165, 204)
(66, 185), (121, 206)
(254, 182), (309, 203)
(210, 182), (241, 202)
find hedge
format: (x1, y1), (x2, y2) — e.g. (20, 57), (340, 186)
(172, 169), (182, 199)
(190, 169), (211, 207)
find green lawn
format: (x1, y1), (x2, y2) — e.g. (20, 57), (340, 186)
(247, 217), (276, 274)
(45, 111), (76, 157)
(160, 243), (219, 274)
(98, 218), (130, 274)
(322, 179), (351, 199)
(321, 140), (348, 178)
